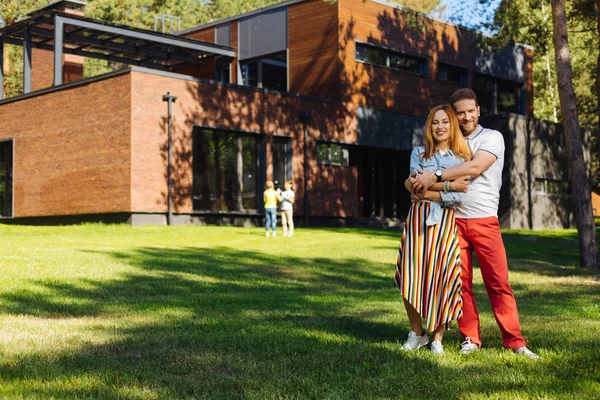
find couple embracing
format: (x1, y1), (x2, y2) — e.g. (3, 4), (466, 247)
(394, 88), (538, 359)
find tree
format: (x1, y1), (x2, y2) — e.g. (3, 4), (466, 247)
(552, 0), (598, 269)
(1, 0), (47, 97)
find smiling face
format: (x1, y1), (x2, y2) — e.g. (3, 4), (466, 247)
(431, 109), (451, 148)
(453, 98), (480, 136)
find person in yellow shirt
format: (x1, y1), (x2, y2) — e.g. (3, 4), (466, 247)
(264, 181), (280, 237)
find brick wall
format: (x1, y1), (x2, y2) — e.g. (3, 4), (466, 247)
(130, 70), (359, 217)
(0, 74), (132, 217)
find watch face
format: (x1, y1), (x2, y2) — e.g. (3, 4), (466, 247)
(436, 170), (442, 177)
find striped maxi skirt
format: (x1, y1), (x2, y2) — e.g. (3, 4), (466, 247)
(394, 201), (463, 332)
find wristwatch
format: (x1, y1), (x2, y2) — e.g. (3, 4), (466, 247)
(435, 170), (443, 182)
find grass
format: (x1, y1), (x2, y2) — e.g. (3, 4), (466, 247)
(0, 224), (598, 399)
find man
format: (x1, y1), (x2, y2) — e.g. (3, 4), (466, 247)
(411, 88), (538, 359)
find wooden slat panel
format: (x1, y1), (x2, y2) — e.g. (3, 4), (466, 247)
(230, 21), (238, 84)
(339, 0), (483, 115)
(288, 0), (340, 99)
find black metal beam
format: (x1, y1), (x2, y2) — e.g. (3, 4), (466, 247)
(56, 15), (236, 57)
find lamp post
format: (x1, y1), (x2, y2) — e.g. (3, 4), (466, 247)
(162, 92), (177, 226)
(299, 111), (311, 228)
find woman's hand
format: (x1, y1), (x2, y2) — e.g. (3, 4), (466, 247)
(449, 176), (470, 192)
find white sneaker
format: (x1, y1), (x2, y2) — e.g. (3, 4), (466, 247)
(283, 233), (288, 237)
(265, 231), (269, 238)
(430, 340), (444, 355)
(401, 331), (429, 351)
(273, 231), (276, 237)
(514, 347), (540, 360)
(460, 337), (479, 354)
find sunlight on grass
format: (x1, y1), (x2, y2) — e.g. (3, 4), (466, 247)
(0, 224), (598, 399)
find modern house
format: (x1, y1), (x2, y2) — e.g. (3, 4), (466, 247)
(0, 0), (580, 228)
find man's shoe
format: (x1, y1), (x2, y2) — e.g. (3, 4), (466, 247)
(514, 347), (540, 360)
(430, 340), (444, 355)
(460, 337), (479, 354)
(400, 331), (429, 351)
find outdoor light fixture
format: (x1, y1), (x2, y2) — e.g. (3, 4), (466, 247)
(163, 92), (178, 226)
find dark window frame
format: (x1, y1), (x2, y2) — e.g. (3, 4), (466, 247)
(437, 62), (468, 86)
(534, 177), (571, 197)
(354, 41), (427, 76)
(215, 56), (231, 83)
(316, 141), (351, 167)
(0, 139), (14, 218)
(191, 127), (261, 213)
(473, 73), (525, 115)
(240, 50), (288, 91)
(272, 135), (292, 191)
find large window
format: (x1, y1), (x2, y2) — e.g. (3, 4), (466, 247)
(473, 74), (524, 115)
(240, 51), (287, 91)
(355, 42), (426, 75)
(272, 137), (291, 190)
(192, 128), (258, 212)
(0, 140), (13, 217)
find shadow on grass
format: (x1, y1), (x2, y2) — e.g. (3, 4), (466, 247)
(502, 232), (600, 278)
(0, 245), (598, 398)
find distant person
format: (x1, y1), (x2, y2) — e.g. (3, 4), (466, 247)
(412, 88), (539, 359)
(264, 181), (279, 238)
(395, 105), (471, 355)
(279, 180), (295, 237)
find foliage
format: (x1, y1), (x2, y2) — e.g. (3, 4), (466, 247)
(452, 0), (597, 128)
(1, 0), (47, 97)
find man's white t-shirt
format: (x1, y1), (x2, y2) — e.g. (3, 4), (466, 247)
(455, 125), (505, 219)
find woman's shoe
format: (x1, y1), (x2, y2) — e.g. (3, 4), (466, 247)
(400, 331), (429, 351)
(430, 340), (444, 355)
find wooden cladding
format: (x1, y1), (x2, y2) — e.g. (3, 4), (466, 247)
(287, 0), (340, 99)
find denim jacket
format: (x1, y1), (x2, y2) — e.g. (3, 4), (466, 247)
(410, 146), (466, 225)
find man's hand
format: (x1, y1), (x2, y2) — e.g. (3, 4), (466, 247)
(410, 190), (426, 202)
(449, 176), (470, 192)
(413, 170), (437, 193)
(405, 172), (418, 193)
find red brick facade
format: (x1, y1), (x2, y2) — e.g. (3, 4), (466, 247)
(0, 74), (132, 218)
(129, 70), (359, 217)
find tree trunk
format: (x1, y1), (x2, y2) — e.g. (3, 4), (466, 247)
(596, 0), (600, 182)
(552, 0), (598, 269)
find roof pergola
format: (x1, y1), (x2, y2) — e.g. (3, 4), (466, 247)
(0, 0), (236, 99)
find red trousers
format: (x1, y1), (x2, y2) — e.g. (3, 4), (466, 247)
(455, 217), (526, 350)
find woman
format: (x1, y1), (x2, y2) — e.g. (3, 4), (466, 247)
(394, 105), (471, 355)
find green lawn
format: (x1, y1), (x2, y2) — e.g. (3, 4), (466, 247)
(0, 224), (598, 399)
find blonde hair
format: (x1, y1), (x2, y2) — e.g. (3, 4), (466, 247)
(423, 105), (471, 161)
(265, 181), (274, 190)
